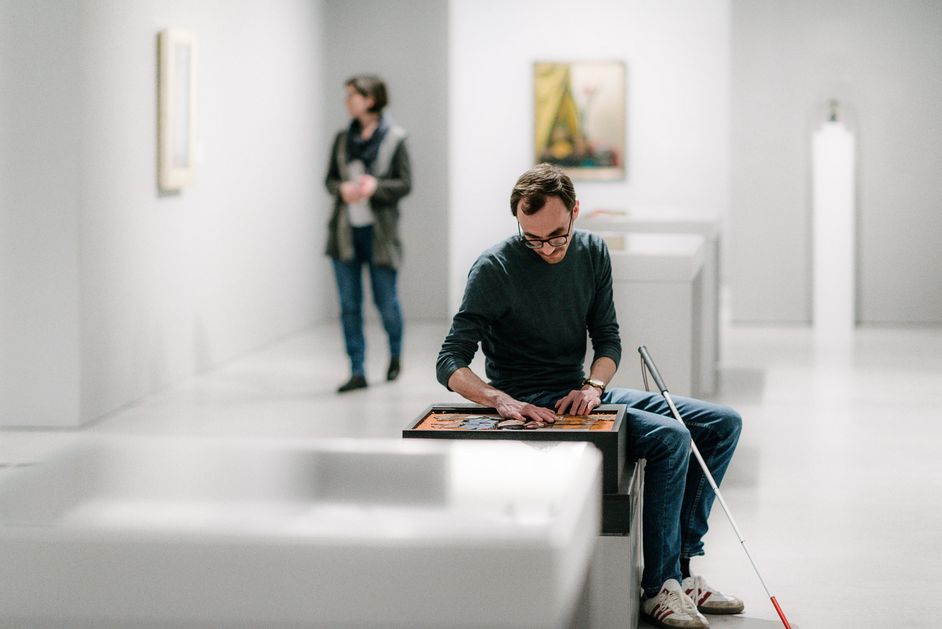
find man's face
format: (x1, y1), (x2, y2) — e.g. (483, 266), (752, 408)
(516, 196), (580, 265)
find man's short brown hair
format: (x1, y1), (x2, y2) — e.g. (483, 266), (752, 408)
(509, 163), (577, 216)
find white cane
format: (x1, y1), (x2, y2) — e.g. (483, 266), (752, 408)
(638, 345), (792, 629)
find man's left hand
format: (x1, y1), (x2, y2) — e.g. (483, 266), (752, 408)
(555, 386), (602, 416)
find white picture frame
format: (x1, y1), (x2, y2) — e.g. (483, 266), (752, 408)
(158, 28), (198, 191)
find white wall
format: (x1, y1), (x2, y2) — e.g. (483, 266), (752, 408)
(77, 0), (327, 423)
(1, 0), (328, 426)
(9, 1), (937, 428)
(448, 0), (731, 310)
(322, 0), (450, 322)
(730, 0), (942, 324)
(0, 0), (83, 427)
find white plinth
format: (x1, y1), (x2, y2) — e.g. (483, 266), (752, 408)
(0, 438), (601, 629)
(581, 209), (720, 395)
(603, 233), (706, 397)
(812, 122), (855, 343)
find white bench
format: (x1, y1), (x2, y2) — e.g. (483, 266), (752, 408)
(572, 459), (645, 629)
(0, 438), (601, 629)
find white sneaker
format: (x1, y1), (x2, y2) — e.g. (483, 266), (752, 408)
(682, 575), (745, 615)
(642, 578), (709, 628)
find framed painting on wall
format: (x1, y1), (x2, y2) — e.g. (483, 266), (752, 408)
(534, 61), (626, 181)
(158, 28), (198, 191)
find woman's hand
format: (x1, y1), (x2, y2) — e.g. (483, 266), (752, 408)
(340, 181), (363, 204)
(358, 174), (378, 198)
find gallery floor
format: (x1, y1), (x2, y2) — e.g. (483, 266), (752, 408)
(2, 320), (941, 629)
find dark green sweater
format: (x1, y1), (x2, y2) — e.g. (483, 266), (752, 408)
(437, 230), (622, 400)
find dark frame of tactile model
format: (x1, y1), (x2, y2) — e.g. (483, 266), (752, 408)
(404, 402), (627, 494)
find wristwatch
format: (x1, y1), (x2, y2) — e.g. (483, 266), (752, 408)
(583, 378), (606, 393)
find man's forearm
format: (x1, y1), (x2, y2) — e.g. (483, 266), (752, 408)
(588, 356), (617, 388)
(447, 367), (514, 408)
(447, 367), (559, 424)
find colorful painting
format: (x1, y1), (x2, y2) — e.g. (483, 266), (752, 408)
(534, 61), (626, 180)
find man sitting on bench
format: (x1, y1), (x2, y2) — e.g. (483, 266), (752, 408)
(436, 163), (744, 629)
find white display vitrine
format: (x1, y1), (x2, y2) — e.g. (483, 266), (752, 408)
(582, 208), (719, 395)
(0, 437), (601, 629)
(601, 232), (706, 397)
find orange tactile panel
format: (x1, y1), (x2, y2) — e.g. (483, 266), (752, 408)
(414, 410), (616, 432)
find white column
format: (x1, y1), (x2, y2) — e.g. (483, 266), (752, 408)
(812, 120), (855, 342)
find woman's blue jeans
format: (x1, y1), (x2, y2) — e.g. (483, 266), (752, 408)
(331, 225), (403, 376)
(523, 387), (741, 598)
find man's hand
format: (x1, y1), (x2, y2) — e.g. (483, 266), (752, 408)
(446, 367), (557, 425)
(494, 398), (557, 424)
(555, 385), (602, 416)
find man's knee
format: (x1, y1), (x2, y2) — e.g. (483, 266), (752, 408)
(662, 421), (692, 459)
(716, 406), (743, 443)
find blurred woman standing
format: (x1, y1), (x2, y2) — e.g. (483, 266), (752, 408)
(325, 74), (411, 393)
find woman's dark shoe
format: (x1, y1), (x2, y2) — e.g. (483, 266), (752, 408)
(386, 358), (401, 381)
(337, 375), (367, 393)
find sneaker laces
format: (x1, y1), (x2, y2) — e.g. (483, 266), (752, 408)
(686, 575), (705, 602)
(662, 581), (700, 616)
(679, 586), (700, 615)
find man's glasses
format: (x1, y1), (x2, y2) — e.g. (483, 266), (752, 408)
(518, 213), (574, 249)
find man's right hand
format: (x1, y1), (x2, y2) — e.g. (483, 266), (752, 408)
(494, 398), (557, 424)
(446, 367), (557, 424)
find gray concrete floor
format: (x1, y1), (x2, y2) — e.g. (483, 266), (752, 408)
(3, 321), (941, 628)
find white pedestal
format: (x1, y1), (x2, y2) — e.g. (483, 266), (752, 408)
(812, 122), (855, 344)
(0, 438), (601, 629)
(602, 233), (706, 397)
(582, 209), (720, 395)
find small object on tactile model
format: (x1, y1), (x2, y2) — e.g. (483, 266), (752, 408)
(497, 419), (525, 429)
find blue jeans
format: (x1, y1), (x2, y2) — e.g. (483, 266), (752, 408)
(522, 387), (741, 597)
(331, 225), (403, 376)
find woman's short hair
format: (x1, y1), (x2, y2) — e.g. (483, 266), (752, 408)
(345, 74), (388, 114)
(510, 163), (577, 216)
